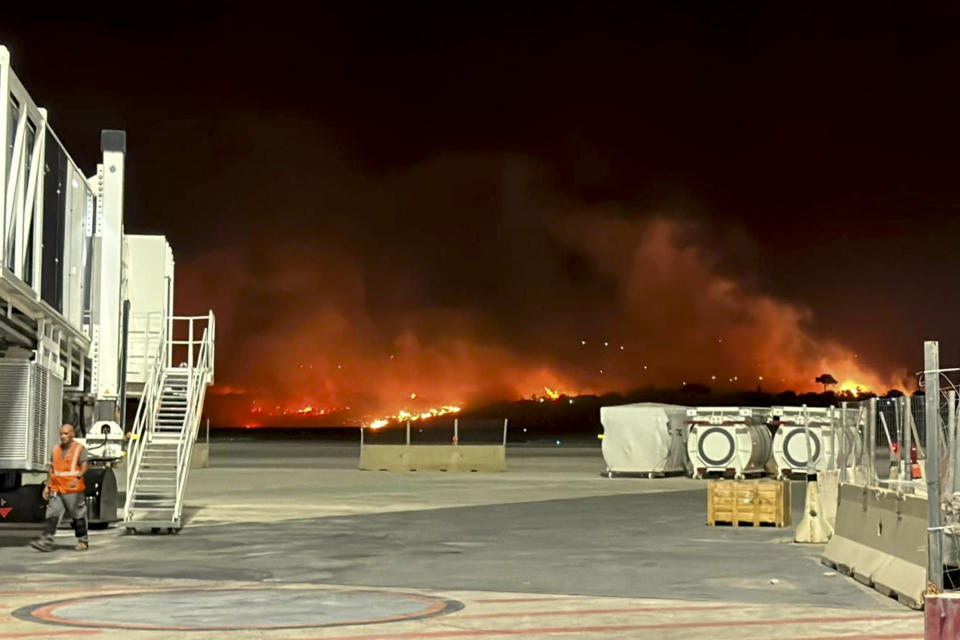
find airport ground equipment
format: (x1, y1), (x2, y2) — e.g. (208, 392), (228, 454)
(0, 46), (214, 532)
(706, 478), (791, 527)
(770, 406), (837, 477)
(599, 403), (689, 478)
(686, 407), (772, 479)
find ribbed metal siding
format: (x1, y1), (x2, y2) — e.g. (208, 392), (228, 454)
(29, 363), (46, 468)
(0, 361), (62, 471)
(0, 361), (32, 467)
(44, 366), (62, 466)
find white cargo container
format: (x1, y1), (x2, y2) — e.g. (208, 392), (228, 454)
(600, 403), (690, 477)
(770, 406), (836, 477)
(686, 407), (772, 479)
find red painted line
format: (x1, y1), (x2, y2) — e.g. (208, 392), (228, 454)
(0, 632), (101, 638)
(780, 633), (923, 640)
(472, 597), (580, 603)
(29, 589), (450, 631)
(292, 613), (918, 640)
(0, 587), (140, 596)
(455, 604), (742, 619)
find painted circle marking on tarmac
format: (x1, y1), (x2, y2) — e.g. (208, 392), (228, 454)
(16, 587), (463, 631)
(698, 427), (735, 466)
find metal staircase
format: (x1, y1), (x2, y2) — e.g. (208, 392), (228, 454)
(124, 314), (215, 532)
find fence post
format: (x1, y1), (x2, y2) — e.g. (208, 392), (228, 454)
(905, 395), (914, 481)
(502, 418), (508, 447)
(406, 420), (411, 446)
(453, 418), (458, 445)
(867, 397), (877, 483)
(925, 340), (943, 594)
(948, 389), (957, 495)
(802, 404), (813, 476)
(839, 402), (848, 483)
(829, 406), (837, 470)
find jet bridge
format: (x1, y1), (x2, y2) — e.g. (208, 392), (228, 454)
(0, 45), (215, 530)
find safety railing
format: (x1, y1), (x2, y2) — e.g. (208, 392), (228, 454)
(173, 316), (214, 519)
(124, 315), (168, 517)
(166, 313), (216, 380)
(123, 312), (215, 523)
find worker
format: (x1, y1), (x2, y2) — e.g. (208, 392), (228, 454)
(30, 424), (89, 552)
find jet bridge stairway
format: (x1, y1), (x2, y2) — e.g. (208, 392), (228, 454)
(124, 314), (215, 533)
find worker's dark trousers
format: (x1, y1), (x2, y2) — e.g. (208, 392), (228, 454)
(41, 492), (88, 544)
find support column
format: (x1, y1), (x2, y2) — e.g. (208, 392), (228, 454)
(91, 130), (125, 416)
(925, 340), (943, 594)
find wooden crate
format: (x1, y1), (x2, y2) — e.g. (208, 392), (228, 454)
(707, 479), (791, 527)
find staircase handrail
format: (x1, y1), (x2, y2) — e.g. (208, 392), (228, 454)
(173, 311), (215, 521)
(124, 316), (168, 518)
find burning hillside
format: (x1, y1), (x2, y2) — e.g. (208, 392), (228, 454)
(181, 156), (904, 427)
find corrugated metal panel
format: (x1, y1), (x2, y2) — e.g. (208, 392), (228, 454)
(0, 360), (62, 471)
(0, 360), (32, 466)
(30, 363), (45, 467)
(43, 366), (62, 466)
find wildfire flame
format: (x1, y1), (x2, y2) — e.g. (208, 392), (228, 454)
(535, 386), (576, 401)
(837, 380), (863, 397)
(250, 402), (351, 417)
(371, 405), (462, 427)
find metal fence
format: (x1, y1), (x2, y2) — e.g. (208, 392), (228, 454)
(360, 418), (509, 447)
(829, 392), (959, 494)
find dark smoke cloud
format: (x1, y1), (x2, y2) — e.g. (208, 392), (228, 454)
(171, 121), (903, 424)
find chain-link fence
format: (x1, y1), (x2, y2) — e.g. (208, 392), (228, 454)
(830, 393), (959, 494)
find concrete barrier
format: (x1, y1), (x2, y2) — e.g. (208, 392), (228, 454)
(359, 445), (507, 472)
(191, 442), (210, 469)
(796, 469), (842, 543)
(821, 482), (927, 609)
(818, 468), (840, 531)
(794, 480), (832, 543)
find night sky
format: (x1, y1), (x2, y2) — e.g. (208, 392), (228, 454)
(2, 4), (958, 423)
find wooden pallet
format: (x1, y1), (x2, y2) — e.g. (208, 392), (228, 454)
(707, 478), (791, 527)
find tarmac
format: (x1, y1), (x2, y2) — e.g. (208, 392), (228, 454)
(0, 440), (923, 639)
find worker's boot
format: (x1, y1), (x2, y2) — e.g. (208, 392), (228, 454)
(72, 518), (88, 551)
(29, 538), (54, 552)
(30, 521), (57, 551)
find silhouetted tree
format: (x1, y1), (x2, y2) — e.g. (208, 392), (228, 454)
(815, 373), (838, 391)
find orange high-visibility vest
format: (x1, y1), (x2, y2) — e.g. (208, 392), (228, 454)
(49, 441), (85, 494)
